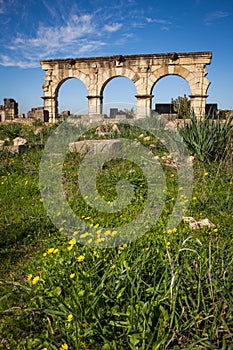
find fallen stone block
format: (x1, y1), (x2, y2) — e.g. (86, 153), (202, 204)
(69, 139), (122, 155)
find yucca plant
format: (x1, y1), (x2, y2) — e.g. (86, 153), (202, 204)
(178, 112), (233, 162)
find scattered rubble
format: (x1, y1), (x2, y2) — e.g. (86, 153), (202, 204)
(182, 216), (216, 229)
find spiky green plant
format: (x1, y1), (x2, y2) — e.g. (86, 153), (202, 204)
(178, 113), (232, 162)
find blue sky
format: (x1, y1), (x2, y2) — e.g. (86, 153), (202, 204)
(0, 0), (232, 115)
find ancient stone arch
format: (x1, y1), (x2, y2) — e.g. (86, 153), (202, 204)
(40, 51), (212, 123)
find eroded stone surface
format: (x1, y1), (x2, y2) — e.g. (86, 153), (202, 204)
(183, 216), (216, 229)
(13, 137), (28, 146)
(69, 139), (122, 155)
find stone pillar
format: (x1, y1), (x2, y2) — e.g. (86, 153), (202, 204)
(87, 95), (103, 119)
(189, 94), (208, 118)
(42, 96), (57, 123)
(136, 95), (153, 118)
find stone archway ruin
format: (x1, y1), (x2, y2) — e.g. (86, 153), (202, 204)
(40, 51), (212, 123)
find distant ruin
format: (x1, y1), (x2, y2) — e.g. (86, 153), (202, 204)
(0, 98), (18, 122)
(27, 107), (49, 122)
(41, 51), (212, 123)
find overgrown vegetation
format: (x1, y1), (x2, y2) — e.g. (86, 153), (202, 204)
(178, 113), (233, 162)
(0, 117), (232, 349)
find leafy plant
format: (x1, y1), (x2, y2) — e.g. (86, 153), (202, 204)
(178, 113), (233, 162)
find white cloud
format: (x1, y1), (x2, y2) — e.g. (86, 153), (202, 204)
(0, 14), (105, 67)
(0, 2), (157, 68)
(104, 23), (123, 33)
(146, 17), (171, 25)
(0, 54), (38, 68)
(204, 10), (230, 25)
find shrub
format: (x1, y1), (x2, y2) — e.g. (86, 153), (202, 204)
(1, 123), (22, 139)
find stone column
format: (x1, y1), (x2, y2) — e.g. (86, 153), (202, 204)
(136, 95), (153, 118)
(87, 95), (103, 119)
(42, 96), (57, 123)
(189, 94), (208, 118)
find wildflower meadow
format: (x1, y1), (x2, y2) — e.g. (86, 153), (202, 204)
(0, 114), (232, 349)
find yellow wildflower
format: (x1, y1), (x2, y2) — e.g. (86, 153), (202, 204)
(67, 245), (74, 251)
(204, 172), (209, 176)
(47, 248), (55, 254)
(69, 239), (76, 245)
(27, 274), (33, 281)
(111, 230), (117, 237)
(213, 228), (218, 233)
(118, 244), (127, 250)
(32, 276), (40, 285)
(111, 265), (116, 269)
(70, 273), (75, 279)
(59, 343), (68, 350)
(77, 255), (85, 262)
(104, 230), (111, 236)
(96, 237), (105, 243)
(80, 232), (90, 239)
(53, 248), (59, 254)
(67, 314), (73, 322)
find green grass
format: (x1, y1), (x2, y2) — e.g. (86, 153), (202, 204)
(0, 121), (232, 349)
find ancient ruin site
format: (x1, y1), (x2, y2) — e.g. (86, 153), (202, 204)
(0, 6), (232, 347)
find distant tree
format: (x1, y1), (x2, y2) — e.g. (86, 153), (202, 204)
(171, 94), (191, 119)
(123, 107), (135, 117)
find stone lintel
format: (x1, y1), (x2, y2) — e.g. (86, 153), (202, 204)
(40, 51), (212, 66)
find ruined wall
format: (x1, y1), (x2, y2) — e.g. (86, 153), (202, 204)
(0, 98), (18, 121)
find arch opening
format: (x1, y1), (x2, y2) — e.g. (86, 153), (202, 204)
(151, 75), (191, 115)
(101, 76), (137, 118)
(56, 78), (88, 118)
